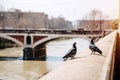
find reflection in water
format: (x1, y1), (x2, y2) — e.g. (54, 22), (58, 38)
(0, 56), (21, 61)
(0, 38), (89, 80)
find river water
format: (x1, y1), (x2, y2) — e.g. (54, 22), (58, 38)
(0, 38), (89, 80)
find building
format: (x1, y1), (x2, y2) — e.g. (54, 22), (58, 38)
(0, 10), (48, 29)
(77, 19), (117, 30)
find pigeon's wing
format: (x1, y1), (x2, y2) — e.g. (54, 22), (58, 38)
(70, 48), (77, 55)
(89, 44), (96, 50)
(90, 44), (102, 54)
(93, 46), (102, 54)
(63, 48), (74, 58)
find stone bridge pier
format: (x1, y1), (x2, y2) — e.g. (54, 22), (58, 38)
(22, 34), (48, 60)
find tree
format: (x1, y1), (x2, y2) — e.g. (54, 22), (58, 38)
(83, 9), (107, 30)
(49, 16), (72, 29)
(112, 19), (119, 30)
(7, 8), (22, 28)
(0, 5), (5, 30)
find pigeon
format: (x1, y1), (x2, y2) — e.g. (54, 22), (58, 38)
(89, 38), (102, 55)
(63, 42), (77, 61)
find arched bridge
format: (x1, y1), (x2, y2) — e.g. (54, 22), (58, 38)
(0, 29), (112, 60)
(0, 29), (112, 47)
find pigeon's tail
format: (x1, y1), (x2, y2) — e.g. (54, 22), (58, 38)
(63, 56), (65, 58)
(63, 55), (68, 58)
(97, 48), (102, 55)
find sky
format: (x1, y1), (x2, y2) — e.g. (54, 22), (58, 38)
(0, 0), (119, 21)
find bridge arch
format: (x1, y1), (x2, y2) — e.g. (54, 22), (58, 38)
(0, 35), (23, 46)
(33, 36), (91, 59)
(33, 36), (91, 48)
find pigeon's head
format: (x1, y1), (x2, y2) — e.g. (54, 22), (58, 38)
(73, 42), (77, 45)
(73, 42), (77, 48)
(90, 38), (94, 44)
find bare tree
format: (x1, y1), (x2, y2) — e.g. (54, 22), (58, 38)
(0, 5), (5, 30)
(7, 8), (22, 28)
(84, 9), (106, 30)
(49, 16), (72, 29)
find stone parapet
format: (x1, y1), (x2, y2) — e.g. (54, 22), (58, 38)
(39, 30), (117, 80)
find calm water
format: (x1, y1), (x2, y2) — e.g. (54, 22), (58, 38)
(46, 38), (89, 67)
(0, 38), (89, 80)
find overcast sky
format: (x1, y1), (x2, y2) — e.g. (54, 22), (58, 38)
(0, 0), (119, 21)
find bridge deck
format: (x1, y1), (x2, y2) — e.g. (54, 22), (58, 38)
(0, 33), (103, 39)
(39, 31), (117, 80)
(0, 29), (111, 36)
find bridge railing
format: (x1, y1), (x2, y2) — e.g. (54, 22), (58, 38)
(0, 29), (112, 36)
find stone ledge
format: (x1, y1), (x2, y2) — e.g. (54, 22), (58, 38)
(39, 30), (117, 80)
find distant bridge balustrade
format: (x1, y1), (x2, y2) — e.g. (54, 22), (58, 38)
(0, 29), (112, 36)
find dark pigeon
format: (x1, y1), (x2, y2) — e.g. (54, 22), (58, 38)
(89, 38), (102, 55)
(63, 42), (77, 61)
